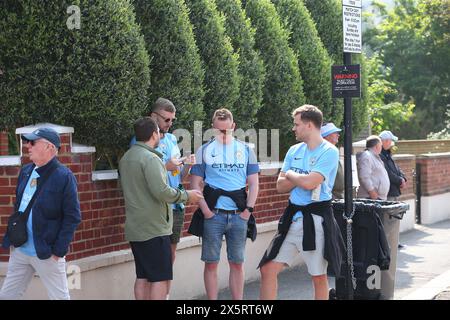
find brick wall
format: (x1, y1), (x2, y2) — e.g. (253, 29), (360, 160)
(393, 155), (416, 201)
(416, 153), (450, 197)
(0, 132), (8, 156)
(0, 131), (288, 262)
(0, 132), (131, 262)
(4, 126), (443, 263)
(396, 140), (450, 155)
(0, 166), (20, 243)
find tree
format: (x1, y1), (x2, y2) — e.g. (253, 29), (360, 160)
(215, 0), (265, 130)
(351, 53), (370, 138)
(245, 0), (305, 156)
(273, 0), (336, 123)
(132, 0), (205, 131)
(366, 53), (414, 134)
(367, 0), (450, 138)
(0, 0), (151, 167)
(185, 0), (240, 121)
(303, 0), (343, 63)
(304, 0), (369, 138)
(428, 110), (450, 140)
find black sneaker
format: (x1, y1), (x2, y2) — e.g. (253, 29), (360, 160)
(398, 243), (406, 249)
(329, 288), (337, 300)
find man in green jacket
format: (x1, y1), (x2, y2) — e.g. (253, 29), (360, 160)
(119, 117), (203, 300)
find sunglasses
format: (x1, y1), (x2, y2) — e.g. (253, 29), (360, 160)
(153, 112), (176, 124)
(22, 139), (37, 146)
(22, 138), (49, 147)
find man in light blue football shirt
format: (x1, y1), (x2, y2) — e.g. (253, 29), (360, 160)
(190, 108), (260, 300)
(131, 98), (195, 256)
(130, 98), (195, 299)
(259, 105), (344, 300)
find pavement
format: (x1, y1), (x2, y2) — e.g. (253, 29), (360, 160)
(196, 219), (450, 300)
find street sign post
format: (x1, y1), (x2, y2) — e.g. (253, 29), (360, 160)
(339, 0), (362, 301)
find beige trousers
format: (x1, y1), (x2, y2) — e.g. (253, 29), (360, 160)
(0, 247), (69, 300)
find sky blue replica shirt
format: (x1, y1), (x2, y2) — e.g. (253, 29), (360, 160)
(18, 168), (40, 256)
(281, 140), (339, 220)
(131, 133), (183, 210)
(191, 139), (260, 210)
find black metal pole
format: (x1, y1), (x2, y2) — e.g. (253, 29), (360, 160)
(343, 51), (354, 300)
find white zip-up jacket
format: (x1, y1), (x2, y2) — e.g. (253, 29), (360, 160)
(356, 149), (390, 200)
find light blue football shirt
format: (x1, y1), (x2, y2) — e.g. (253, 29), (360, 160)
(191, 139), (260, 210)
(281, 140), (339, 220)
(18, 167), (40, 256)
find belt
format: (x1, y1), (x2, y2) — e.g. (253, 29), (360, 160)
(214, 208), (241, 215)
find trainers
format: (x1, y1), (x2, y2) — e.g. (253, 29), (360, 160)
(398, 243), (406, 249)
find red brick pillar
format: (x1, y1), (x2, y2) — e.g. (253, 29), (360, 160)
(56, 133), (73, 165)
(0, 131), (8, 156)
(0, 165), (20, 261)
(393, 155), (416, 200)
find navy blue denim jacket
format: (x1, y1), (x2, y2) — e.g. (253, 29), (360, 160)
(2, 157), (81, 259)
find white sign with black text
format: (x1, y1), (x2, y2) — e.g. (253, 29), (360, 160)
(343, 5), (362, 53)
(343, 0), (362, 7)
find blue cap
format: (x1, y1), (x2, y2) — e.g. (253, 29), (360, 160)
(321, 123), (342, 137)
(22, 127), (61, 148)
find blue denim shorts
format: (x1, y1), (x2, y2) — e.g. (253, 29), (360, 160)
(201, 212), (248, 264)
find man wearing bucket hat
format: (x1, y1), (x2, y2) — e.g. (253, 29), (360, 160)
(321, 123), (344, 199)
(379, 130), (407, 201)
(0, 127), (81, 300)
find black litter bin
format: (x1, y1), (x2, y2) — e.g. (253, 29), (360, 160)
(332, 199), (409, 300)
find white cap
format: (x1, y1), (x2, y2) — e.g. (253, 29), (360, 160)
(379, 130), (398, 141)
(321, 123), (342, 137)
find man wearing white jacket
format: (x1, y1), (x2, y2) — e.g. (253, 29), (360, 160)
(356, 135), (390, 200)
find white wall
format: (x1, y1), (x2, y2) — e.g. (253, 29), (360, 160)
(399, 199), (416, 233)
(420, 192), (450, 225)
(0, 209), (420, 300)
(0, 222), (293, 300)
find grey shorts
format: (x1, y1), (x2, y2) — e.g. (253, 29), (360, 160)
(170, 208), (185, 244)
(273, 214), (328, 276)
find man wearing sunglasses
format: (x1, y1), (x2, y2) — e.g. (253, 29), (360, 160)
(0, 127), (81, 299)
(130, 97), (194, 298)
(190, 108), (260, 300)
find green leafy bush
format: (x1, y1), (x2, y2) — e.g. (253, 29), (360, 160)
(185, 0), (240, 121)
(273, 0), (335, 123)
(216, 0), (265, 130)
(0, 0), (151, 167)
(132, 0), (205, 131)
(245, 0), (305, 156)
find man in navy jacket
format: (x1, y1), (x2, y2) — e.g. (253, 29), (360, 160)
(0, 127), (81, 300)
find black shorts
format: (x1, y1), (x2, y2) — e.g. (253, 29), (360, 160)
(130, 236), (173, 282)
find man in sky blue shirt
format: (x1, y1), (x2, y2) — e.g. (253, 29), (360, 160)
(259, 105), (340, 300)
(17, 167), (40, 256)
(191, 108), (260, 300)
(130, 98), (195, 299)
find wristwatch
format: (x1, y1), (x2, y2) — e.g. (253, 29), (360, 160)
(246, 206), (254, 213)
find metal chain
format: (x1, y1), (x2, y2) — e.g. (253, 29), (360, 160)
(343, 204), (357, 290)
